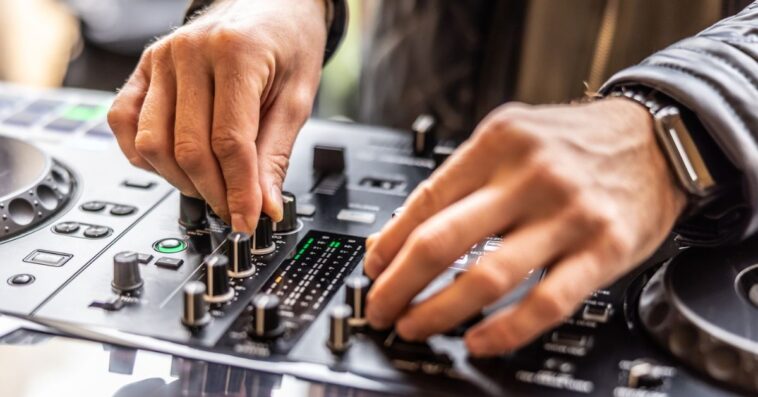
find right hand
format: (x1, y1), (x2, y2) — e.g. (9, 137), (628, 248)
(107, 0), (328, 232)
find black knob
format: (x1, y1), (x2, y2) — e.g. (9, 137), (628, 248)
(628, 360), (665, 389)
(227, 232), (255, 278)
(250, 293), (283, 338)
(273, 192), (298, 233)
(182, 281), (211, 328)
(327, 304), (352, 353)
(345, 275), (371, 327)
(251, 214), (275, 255)
(203, 254), (234, 303)
(112, 252), (143, 293)
(179, 194), (208, 230)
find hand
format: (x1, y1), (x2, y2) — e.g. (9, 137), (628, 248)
(107, 0), (327, 232)
(363, 98), (686, 356)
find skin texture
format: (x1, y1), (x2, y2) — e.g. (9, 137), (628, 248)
(107, 0), (327, 233)
(363, 98), (686, 357)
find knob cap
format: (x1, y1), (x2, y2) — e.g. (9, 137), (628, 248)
(227, 232), (256, 278)
(628, 360), (665, 389)
(182, 281), (211, 328)
(327, 304), (352, 353)
(251, 214), (275, 255)
(273, 192), (298, 233)
(203, 254), (234, 303)
(345, 275), (371, 327)
(112, 252), (143, 293)
(250, 293), (283, 338)
(179, 194), (208, 230)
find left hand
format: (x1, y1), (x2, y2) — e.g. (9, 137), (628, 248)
(363, 98), (686, 357)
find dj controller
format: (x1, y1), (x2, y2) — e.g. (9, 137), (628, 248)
(0, 83), (756, 396)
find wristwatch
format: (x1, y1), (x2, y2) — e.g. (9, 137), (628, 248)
(609, 86), (724, 215)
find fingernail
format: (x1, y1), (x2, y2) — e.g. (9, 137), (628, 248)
(366, 304), (389, 330)
(231, 213), (254, 234)
(363, 254), (381, 278)
(269, 185), (283, 222)
(365, 233), (379, 250)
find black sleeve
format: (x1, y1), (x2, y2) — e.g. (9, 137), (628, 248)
(601, 2), (758, 245)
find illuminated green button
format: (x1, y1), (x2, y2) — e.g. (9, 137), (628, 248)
(63, 104), (108, 121)
(153, 238), (187, 254)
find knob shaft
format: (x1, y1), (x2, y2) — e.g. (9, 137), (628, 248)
(327, 304), (353, 353)
(182, 281), (211, 328)
(252, 214), (275, 255)
(179, 194), (208, 230)
(203, 254), (234, 303)
(273, 192), (298, 233)
(250, 293), (283, 338)
(227, 232), (256, 278)
(112, 252), (143, 293)
(345, 275), (371, 327)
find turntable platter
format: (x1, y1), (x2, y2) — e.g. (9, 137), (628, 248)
(0, 135), (50, 199)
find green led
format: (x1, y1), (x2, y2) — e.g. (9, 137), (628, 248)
(153, 238), (187, 254)
(63, 105), (108, 121)
(294, 254), (301, 260)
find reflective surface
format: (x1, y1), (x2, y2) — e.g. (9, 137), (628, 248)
(0, 329), (390, 397)
(0, 135), (48, 199)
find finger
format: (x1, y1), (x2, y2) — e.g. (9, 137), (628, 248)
(173, 38), (229, 218)
(108, 51), (155, 172)
(212, 60), (263, 233)
(464, 250), (604, 357)
(134, 44), (200, 197)
(366, 178), (533, 330)
(256, 85), (313, 222)
(395, 209), (591, 341)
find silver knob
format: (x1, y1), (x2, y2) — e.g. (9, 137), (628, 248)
(112, 252), (143, 293)
(327, 304), (353, 353)
(182, 281), (211, 328)
(345, 275), (370, 327)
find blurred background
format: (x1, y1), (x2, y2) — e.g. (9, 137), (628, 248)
(0, 0), (366, 120)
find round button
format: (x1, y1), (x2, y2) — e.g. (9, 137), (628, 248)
(54, 222), (80, 234)
(8, 274), (35, 286)
(154, 238), (187, 254)
(81, 201), (106, 212)
(110, 205), (136, 216)
(84, 226), (111, 238)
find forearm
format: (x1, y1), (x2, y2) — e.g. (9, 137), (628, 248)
(602, 1), (758, 244)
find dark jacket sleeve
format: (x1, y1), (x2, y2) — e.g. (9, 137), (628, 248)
(601, 2), (758, 244)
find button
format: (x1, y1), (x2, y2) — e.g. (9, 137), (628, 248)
(296, 203), (316, 217)
(550, 330), (594, 349)
(155, 257), (184, 270)
(8, 274), (35, 286)
(25, 99), (63, 113)
(81, 201), (107, 212)
(337, 209), (376, 225)
(110, 205), (137, 216)
(24, 250), (72, 267)
(62, 104), (106, 121)
(123, 179), (155, 189)
(45, 117), (84, 132)
(84, 226), (111, 238)
(4, 111), (40, 127)
(86, 122), (112, 139)
(136, 253), (154, 264)
(154, 238), (187, 254)
(54, 222), (80, 234)
(582, 302), (612, 323)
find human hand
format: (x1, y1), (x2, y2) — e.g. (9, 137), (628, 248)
(363, 98), (686, 356)
(108, 0), (328, 232)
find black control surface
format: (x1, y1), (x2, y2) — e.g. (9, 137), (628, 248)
(0, 84), (752, 396)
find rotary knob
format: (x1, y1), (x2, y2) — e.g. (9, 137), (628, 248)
(227, 232), (256, 278)
(345, 275), (371, 327)
(182, 281), (211, 329)
(273, 191), (298, 233)
(112, 252), (143, 293)
(250, 293), (284, 338)
(203, 254), (234, 303)
(327, 304), (353, 353)
(178, 194), (207, 230)
(252, 214), (275, 255)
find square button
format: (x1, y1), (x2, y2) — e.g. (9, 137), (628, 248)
(4, 111), (40, 127)
(46, 117), (84, 132)
(24, 250), (72, 267)
(155, 257), (184, 270)
(337, 209), (376, 225)
(123, 179), (155, 189)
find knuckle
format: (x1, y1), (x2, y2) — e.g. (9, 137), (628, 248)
(170, 31), (201, 57)
(174, 139), (205, 171)
(411, 180), (440, 213)
(134, 133), (162, 158)
(529, 158), (578, 201)
(107, 104), (134, 134)
(409, 227), (448, 264)
(211, 129), (246, 160)
(263, 153), (290, 183)
(467, 265), (509, 302)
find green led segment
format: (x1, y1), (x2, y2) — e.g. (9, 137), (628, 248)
(294, 237), (316, 260)
(153, 238), (187, 254)
(63, 105), (108, 121)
